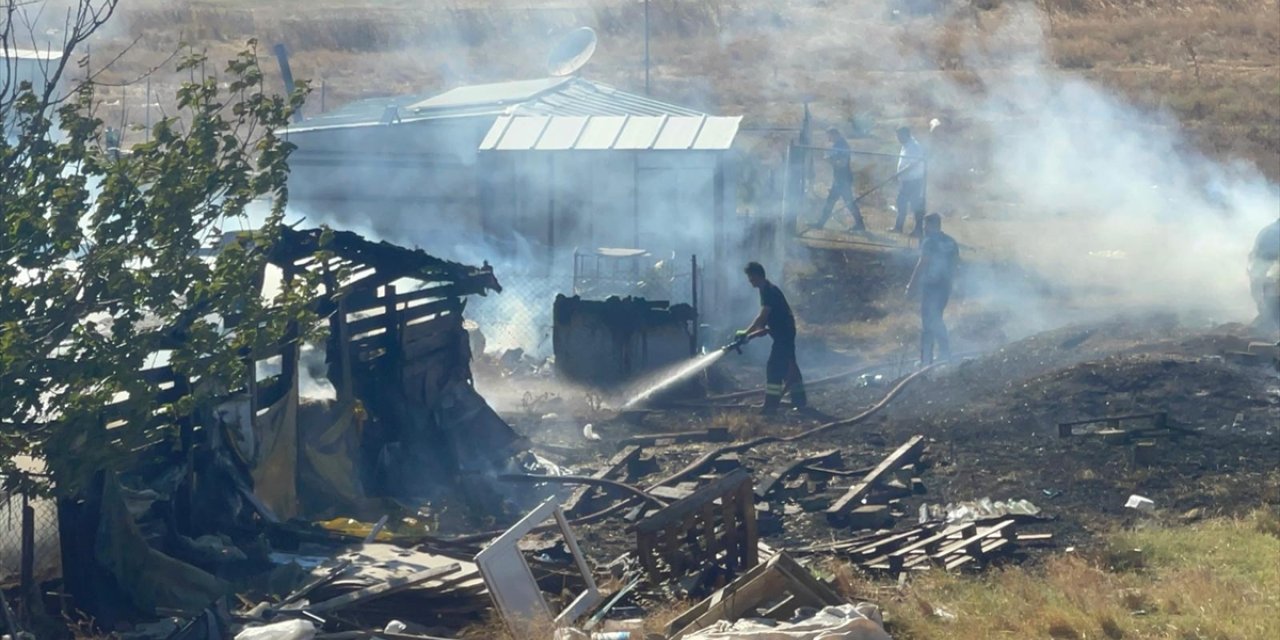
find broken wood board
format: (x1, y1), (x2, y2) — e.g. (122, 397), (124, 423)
(307, 564), (461, 614)
(618, 427), (732, 448)
(562, 445), (643, 516)
(755, 449), (842, 500)
(1057, 412), (1170, 437)
(826, 435), (925, 524)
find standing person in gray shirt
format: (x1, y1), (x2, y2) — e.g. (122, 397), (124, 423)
(892, 127), (927, 236)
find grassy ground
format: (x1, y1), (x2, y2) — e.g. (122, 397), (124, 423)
(458, 508), (1280, 639)
(83, 0), (1279, 181)
(829, 508), (1280, 640)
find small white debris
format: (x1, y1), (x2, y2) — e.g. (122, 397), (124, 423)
(1125, 495), (1156, 513)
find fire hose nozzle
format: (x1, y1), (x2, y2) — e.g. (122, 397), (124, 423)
(724, 329), (763, 354)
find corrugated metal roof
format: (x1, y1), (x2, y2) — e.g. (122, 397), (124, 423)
(479, 115), (741, 152)
(285, 91), (438, 132)
(575, 116), (627, 150)
(285, 77), (716, 135)
(409, 77), (570, 112)
(516, 80), (704, 118)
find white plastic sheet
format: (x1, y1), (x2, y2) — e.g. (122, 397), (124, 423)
(233, 620), (316, 640)
(683, 604), (892, 640)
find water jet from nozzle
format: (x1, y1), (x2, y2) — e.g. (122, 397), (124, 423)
(620, 350), (727, 410)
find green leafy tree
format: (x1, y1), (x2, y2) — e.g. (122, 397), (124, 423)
(0, 0), (318, 495)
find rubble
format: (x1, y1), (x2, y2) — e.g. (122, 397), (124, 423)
(664, 552), (846, 639)
(681, 604), (891, 640)
(31, 235), (1273, 640)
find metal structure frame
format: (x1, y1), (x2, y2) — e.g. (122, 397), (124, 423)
(474, 498), (601, 633)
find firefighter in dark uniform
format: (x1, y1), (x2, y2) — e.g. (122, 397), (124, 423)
(741, 262), (807, 414)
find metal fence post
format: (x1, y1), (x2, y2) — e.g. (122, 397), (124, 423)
(20, 491), (34, 619)
(690, 254), (699, 356)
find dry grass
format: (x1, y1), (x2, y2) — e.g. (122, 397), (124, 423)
(459, 612), (559, 640)
(459, 509), (1280, 638)
(833, 507), (1280, 640)
(81, 0), (1278, 180)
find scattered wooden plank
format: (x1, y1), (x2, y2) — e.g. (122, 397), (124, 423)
(279, 559), (353, 607)
(826, 435), (925, 523)
(755, 449), (842, 499)
(562, 445), (643, 515)
(930, 520), (1016, 561)
(306, 564), (461, 614)
(619, 427), (732, 448)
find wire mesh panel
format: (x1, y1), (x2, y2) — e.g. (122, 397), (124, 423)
(0, 479), (61, 592)
(467, 273), (572, 359)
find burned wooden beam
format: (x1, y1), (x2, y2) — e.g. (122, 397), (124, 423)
(306, 564), (462, 614)
(755, 449), (842, 500)
(826, 435), (925, 525)
(618, 427), (732, 448)
(279, 560), (353, 608)
(1057, 411), (1169, 437)
(562, 445), (643, 516)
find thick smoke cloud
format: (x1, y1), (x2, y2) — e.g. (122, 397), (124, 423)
(954, 7), (1277, 323)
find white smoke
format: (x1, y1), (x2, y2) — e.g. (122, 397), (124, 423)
(955, 7), (1277, 321)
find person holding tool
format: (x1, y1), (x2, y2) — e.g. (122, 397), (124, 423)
(811, 128), (867, 233)
(892, 126), (927, 236)
(740, 262), (807, 415)
(906, 213), (959, 365)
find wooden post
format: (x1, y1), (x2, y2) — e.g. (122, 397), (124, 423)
(384, 284), (400, 369)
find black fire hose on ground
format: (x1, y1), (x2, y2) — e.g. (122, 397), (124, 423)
(425, 363), (940, 546)
(688, 349), (981, 406)
(495, 473), (670, 509)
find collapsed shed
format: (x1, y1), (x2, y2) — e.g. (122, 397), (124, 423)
(55, 228), (529, 627)
(256, 227), (524, 512)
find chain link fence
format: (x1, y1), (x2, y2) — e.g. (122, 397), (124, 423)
(467, 273), (572, 360)
(0, 474), (61, 627)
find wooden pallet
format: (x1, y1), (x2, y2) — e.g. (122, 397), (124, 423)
(635, 469), (758, 591)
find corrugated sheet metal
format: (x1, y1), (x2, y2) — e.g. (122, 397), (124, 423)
(535, 116), (589, 150)
(286, 77), (717, 135)
(692, 117), (743, 150)
(611, 116), (666, 150)
(495, 116), (550, 151)
(518, 80), (704, 118)
(653, 116), (705, 150)
(479, 115), (741, 152)
(575, 116), (627, 150)
(410, 77), (570, 112)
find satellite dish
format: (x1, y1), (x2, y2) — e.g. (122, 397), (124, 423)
(547, 27), (598, 77)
